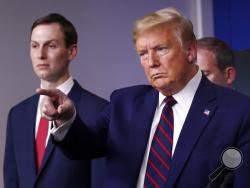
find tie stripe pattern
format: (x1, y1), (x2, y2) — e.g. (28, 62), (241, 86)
(144, 96), (176, 188)
(35, 117), (49, 170)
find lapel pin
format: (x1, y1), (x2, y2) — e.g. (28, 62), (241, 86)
(203, 109), (210, 116)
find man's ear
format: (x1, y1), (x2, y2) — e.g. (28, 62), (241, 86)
(225, 66), (236, 86)
(186, 42), (197, 63)
(68, 44), (77, 61)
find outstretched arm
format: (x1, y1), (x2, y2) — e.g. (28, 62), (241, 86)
(37, 88), (109, 159)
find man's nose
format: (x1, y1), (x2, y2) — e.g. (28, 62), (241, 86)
(37, 47), (47, 59)
(148, 51), (160, 67)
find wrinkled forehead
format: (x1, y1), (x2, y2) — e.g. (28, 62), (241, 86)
(135, 24), (180, 49)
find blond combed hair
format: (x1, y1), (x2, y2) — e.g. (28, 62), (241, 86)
(133, 7), (196, 47)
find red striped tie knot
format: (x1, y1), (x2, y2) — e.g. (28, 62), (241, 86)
(164, 96), (176, 108)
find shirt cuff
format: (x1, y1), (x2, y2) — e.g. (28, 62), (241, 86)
(51, 108), (76, 141)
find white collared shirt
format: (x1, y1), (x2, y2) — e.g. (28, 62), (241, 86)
(35, 76), (74, 145)
(137, 70), (202, 188)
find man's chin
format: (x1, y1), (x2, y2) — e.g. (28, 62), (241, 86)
(152, 82), (175, 95)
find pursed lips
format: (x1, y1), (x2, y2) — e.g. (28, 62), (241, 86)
(151, 73), (167, 79)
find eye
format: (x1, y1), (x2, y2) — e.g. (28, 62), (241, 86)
(138, 51), (149, 61)
(31, 43), (38, 49)
(49, 44), (57, 49)
(156, 47), (168, 56)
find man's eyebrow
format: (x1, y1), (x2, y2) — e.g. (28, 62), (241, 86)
(30, 39), (59, 44)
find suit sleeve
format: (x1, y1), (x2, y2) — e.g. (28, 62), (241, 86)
(4, 109), (19, 188)
(54, 104), (110, 160)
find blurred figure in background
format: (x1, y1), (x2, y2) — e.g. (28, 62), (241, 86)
(197, 37), (236, 88)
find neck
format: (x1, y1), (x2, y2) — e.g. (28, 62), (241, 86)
(41, 75), (70, 89)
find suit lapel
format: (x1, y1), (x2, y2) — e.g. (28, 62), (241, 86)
(166, 77), (218, 187)
(22, 95), (39, 182)
(68, 80), (81, 102)
(128, 87), (159, 184)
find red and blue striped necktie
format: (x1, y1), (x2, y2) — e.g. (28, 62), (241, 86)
(144, 96), (176, 188)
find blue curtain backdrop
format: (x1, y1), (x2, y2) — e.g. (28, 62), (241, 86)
(213, 0), (250, 50)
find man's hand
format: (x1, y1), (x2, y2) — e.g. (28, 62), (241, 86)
(36, 88), (75, 127)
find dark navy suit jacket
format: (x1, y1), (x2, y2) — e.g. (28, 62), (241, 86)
(4, 80), (108, 188)
(58, 76), (250, 188)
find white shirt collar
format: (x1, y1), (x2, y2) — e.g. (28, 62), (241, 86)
(40, 76), (74, 95)
(56, 76), (74, 95)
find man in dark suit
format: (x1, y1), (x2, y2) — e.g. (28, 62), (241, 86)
(38, 8), (250, 187)
(4, 13), (108, 188)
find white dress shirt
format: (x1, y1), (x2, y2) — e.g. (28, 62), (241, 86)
(136, 70), (202, 188)
(35, 76), (74, 145)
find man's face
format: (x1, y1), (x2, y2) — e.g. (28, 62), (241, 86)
(135, 26), (197, 95)
(30, 23), (75, 85)
(197, 48), (227, 86)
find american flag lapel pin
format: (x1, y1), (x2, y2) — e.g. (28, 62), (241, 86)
(203, 109), (210, 116)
